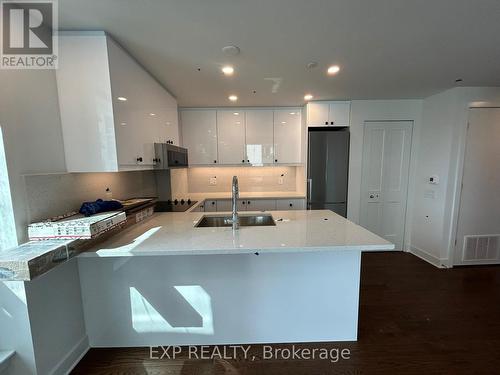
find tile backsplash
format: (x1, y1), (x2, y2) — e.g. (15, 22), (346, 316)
(172, 166), (299, 195)
(23, 171), (160, 223)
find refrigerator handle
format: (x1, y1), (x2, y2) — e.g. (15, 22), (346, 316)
(307, 179), (312, 209)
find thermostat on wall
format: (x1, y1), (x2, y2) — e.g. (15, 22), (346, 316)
(429, 175), (439, 185)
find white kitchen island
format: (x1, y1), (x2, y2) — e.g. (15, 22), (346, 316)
(78, 210), (394, 347)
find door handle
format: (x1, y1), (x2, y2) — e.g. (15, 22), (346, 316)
(307, 179), (313, 202)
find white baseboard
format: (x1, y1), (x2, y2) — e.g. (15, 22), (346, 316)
(409, 246), (448, 268)
(50, 335), (89, 375)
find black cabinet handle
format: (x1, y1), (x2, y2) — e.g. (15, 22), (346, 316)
(242, 201), (246, 205)
(214, 160), (217, 163)
(247, 159), (250, 163)
(211, 201), (215, 205)
(174, 160), (179, 164)
(289, 203), (293, 207)
(325, 121), (328, 125)
(242, 160), (245, 163)
(137, 157), (143, 162)
(331, 121), (334, 125)
(247, 201), (251, 205)
(275, 159), (278, 163)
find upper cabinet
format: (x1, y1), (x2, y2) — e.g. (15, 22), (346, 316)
(56, 32), (179, 172)
(180, 108), (303, 166)
(306, 101), (351, 127)
(180, 110), (218, 165)
(217, 110), (247, 165)
(245, 109), (274, 165)
(274, 109), (302, 164)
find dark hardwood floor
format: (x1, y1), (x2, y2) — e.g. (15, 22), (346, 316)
(72, 252), (500, 375)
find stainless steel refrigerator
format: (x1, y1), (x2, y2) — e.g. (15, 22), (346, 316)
(307, 128), (349, 217)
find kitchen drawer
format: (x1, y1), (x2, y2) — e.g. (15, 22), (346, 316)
(204, 200), (218, 212)
(276, 199), (306, 210)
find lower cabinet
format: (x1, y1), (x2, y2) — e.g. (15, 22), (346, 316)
(201, 198), (305, 212)
(203, 200), (217, 212)
(242, 199), (277, 211)
(276, 199), (306, 210)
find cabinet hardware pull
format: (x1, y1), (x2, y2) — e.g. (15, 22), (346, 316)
(137, 157), (143, 162)
(214, 160), (217, 163)
(325, 121), (328, 125)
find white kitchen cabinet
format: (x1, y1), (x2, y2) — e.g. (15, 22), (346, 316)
(56, 31), (179, 172)
(217, 110), (247, 165)
(204, 200), (218, 212)
(245, 109), (274, 165)
(274, 109), (302, 164)
(306, 101), (350, 127)
(214, 200), (231, 212)
(180, 110), (218, 165)
(276, 199), (306, 210)
(306, 102), (330, 126)
(244, 199), (277, 211)
(181, 107), (304, 167)
(215, 199), (277, 211)
(328, 102), (351, 127)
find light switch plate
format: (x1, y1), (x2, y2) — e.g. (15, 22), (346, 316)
(278, 177), (284, 185)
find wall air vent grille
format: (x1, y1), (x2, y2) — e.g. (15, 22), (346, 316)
(463, 235), (500, 261)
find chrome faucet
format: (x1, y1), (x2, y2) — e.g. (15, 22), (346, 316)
(232, 176), (239, 230)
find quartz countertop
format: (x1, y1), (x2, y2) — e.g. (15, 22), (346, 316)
(80, 210), (394, 257)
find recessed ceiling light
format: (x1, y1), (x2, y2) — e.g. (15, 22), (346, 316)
(228, 95), (238, 102)
(120, 122), (127, 126)
(327, 65), (340, 75)
(117, 96), (127, 101)
(233, 112), (239, 115)
(281, 121), (286, 124)
(149, 113), (156, 116)
(304, 94), (313, 101)
(222, 66), (234, 76)
(289, 112), (296, 115)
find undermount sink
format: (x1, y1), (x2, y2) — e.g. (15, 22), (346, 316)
(195, 214), (276, 228)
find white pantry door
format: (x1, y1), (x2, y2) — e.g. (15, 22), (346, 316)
(454, 108), (500, 265)
(360, 121), (413, 250)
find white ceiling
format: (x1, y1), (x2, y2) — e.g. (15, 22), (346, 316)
(59, 0), (500, 107)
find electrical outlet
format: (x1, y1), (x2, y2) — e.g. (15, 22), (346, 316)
(209, 177), (217, 186)
(278, 177), (284, 185)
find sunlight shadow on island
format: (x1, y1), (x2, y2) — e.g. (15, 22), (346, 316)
(130, 285), (214, 335)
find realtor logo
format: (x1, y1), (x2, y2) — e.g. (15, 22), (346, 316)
(0, 0), (58, 69)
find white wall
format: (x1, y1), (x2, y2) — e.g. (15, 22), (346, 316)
(0, 70), (67, 245)
(410, 87), (500, 267)
(0, 282), (36, 374)
(348, 100), (423, 251)
(25, 259), (88, 375)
